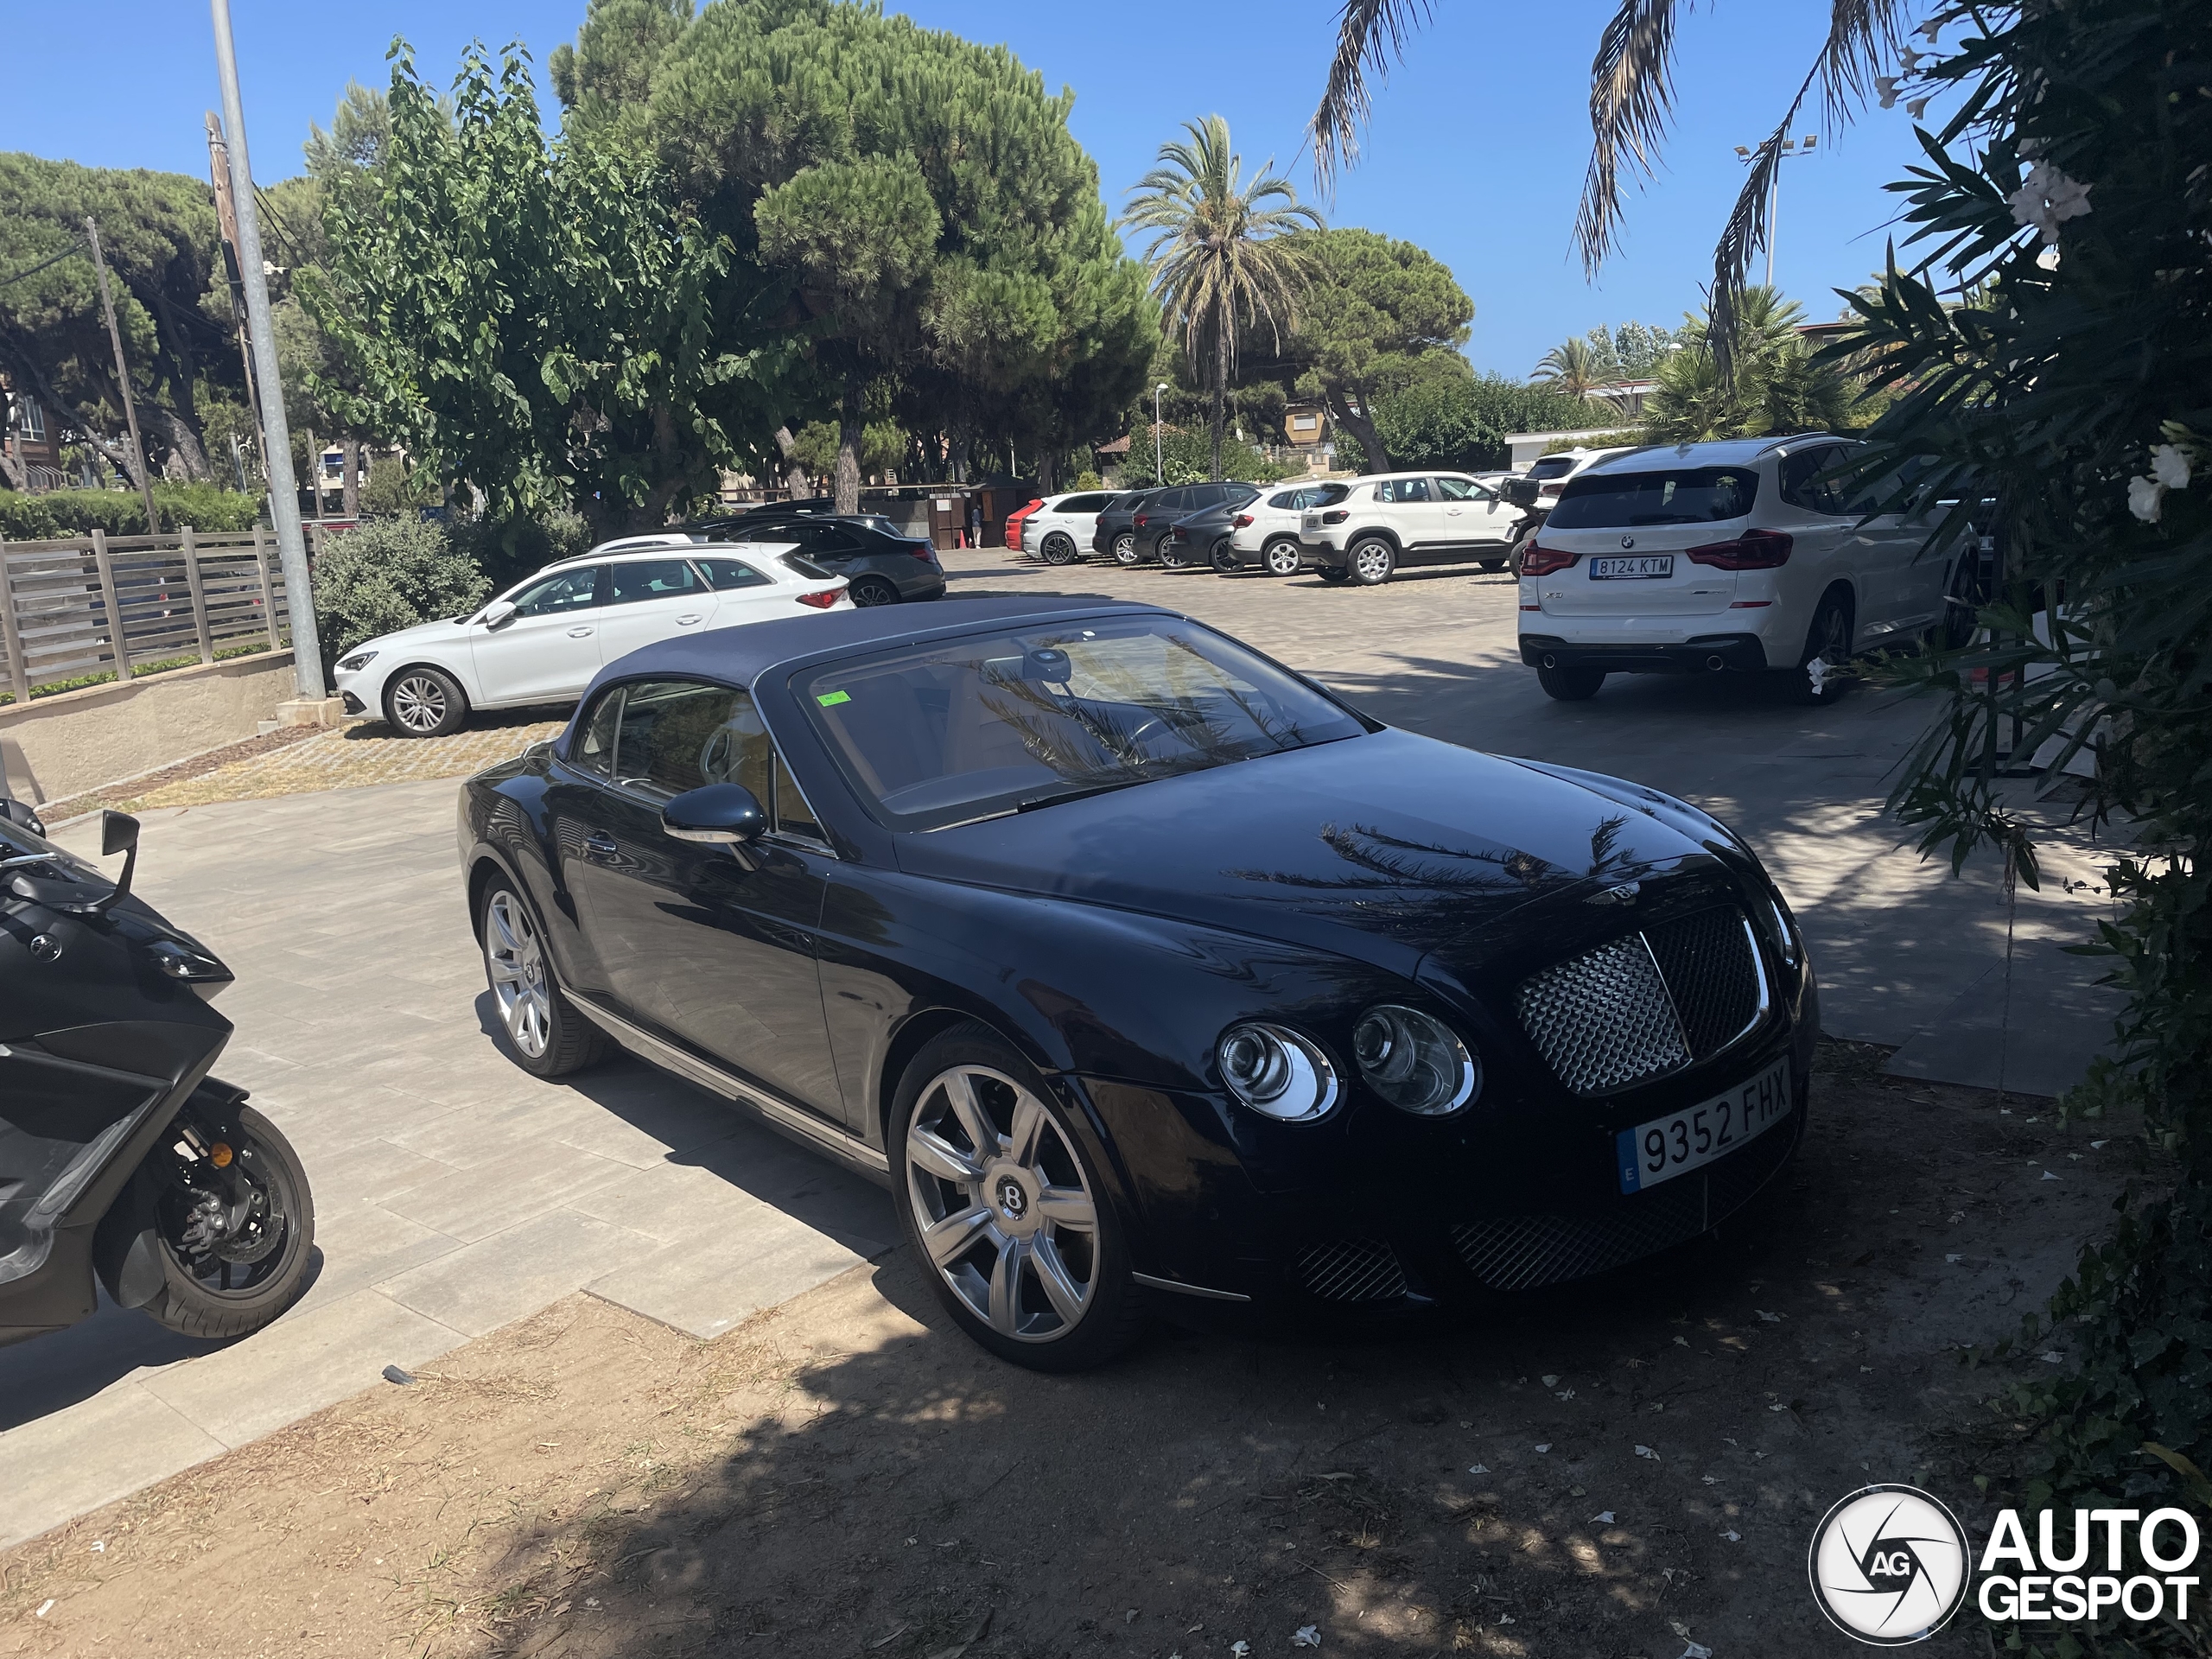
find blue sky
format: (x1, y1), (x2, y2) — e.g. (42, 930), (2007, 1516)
(0, 0), (1935, 377)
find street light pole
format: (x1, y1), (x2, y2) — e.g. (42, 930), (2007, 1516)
(1732, 136), (1817, 288)
(1154, 383), (1168, 485)
(210, 0), (326, 704)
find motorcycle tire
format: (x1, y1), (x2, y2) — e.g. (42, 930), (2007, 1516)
(143, 1103), (315, 1340)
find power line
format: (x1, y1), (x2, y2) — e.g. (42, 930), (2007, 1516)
(0, 242), (84, 291)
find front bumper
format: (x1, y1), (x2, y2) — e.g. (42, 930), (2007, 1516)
(1518, 632), (1774, 674)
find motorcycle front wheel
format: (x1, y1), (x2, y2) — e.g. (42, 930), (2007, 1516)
(144, 1102), (315, 1339)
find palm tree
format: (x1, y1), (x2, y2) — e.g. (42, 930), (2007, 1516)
(1309, 1), (1916, 366)
(1643, 285), (1847, 442)
(1530, 337), (1611, 401)
(1123, 116), (1321, 481)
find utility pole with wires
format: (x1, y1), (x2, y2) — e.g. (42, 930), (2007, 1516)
(1732, 135), (1818, 287)
(83, 217), (161, 534)
(210, 0), (327, 707)
(204, 111), (264, 449)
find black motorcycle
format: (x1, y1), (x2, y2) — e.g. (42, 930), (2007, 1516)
(0, 804), (314, 1347)
(1500, 474), (1545, 571)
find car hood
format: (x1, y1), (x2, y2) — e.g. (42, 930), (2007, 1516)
(893, 728), (1725, 985)
(351, 614), (475, 658)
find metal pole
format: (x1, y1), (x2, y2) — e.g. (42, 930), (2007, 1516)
(1767, 152), (1780, 288)
(84, 217), (162, 535)
(1154, 383), (1166, 485)
(206, 112), (265, 447)
(209, 0), (324, 701)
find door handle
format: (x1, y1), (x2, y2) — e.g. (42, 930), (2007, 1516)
(676, 613), (703, 626)
(582, 830), (618, 860)
(568, 626), (594, 638)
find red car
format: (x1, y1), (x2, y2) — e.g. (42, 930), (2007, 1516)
(1001, 497), (1043, 552)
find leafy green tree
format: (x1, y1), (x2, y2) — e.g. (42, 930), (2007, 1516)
(1643, 286), (1845, 442)
(1531, 336), (1612, 400)
(1268, 226), (1469, 474)
(312, 515), (490, 661)
(308, 43), (802, 540)
(0, 155), (237, 484)
(1123, 116), (1319, 483)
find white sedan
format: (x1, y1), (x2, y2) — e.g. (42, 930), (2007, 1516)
(333, 537), (851, 737)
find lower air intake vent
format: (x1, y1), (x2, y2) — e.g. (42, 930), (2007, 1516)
(1452, 1185), (1708, 1292)
(1294, 1236), (1408, 1303)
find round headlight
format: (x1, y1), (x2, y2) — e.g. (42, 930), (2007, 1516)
(1353, 1005), (1479, 1116)
(1217, 1023), (1338, 1122)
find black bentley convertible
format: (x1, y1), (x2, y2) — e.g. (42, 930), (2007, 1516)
(457, 596), (1817, 1370)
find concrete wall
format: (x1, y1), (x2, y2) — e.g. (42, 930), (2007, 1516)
(0, 650), (296, 808)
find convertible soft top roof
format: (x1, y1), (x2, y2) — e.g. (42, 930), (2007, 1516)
(559, 595), (1166, 754)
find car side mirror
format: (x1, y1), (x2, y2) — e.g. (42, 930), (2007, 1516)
(480, 599), (518, 630)
(662, 784), (767, 860)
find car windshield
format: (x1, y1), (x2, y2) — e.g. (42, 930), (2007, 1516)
(1547, 467), (1759, 527)
(797, 617), (1366, 830)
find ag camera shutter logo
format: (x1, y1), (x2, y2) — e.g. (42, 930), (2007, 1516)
(1808, 1484), (1972, 1644)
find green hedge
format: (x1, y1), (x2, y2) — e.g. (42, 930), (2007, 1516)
(0, 483), (264, 539)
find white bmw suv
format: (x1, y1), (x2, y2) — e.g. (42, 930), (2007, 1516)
(334, 537), (851, 737)
(1516, 435), (1962, 702)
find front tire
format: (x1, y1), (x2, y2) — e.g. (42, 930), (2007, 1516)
(1537, 664), (1606, 701)
(1263, 539), (1301, 577)
(1209, 538), (1237, 574)
(1112, 532), (1140, 567)
(1157, 537), (1190, 570)
(1348, 537), (1396, 586)
(143, 1103), (315, 1340)
(891, 1021), (1144, 1372)
(479, 880), (609, 1077)
(385, 665), (468, 738)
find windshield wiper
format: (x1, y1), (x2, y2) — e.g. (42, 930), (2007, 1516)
(1015, 777), (1154, 813)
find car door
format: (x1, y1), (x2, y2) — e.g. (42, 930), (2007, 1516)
(1373, 476), (1446, 561)
(469, 563), (605, 706)
(561, 677), (847, 1122)
(591, 556), (715, 668)
(1433, 474), (1516, 548)
(1779, 444), (1891, 639)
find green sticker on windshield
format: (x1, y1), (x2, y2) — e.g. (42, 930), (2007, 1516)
(816, 690), (851, 707)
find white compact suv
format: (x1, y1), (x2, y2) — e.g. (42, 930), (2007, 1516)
(1020, 490), (1116, 565)
(334, 537), (852, 737)
(1299, 470), (1524, 584)
(1223, 481), (1347, 575)
(1516, 435), (1962, 702)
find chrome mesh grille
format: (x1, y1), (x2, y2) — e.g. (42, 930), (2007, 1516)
(1645, 908), (1761, 1058)
(1516, 935), (1688, 1095)
(1294, 1236), (1408, 1303)
(1516, 906), (1765, 1095)
(1452, 1185), (1708, 1292)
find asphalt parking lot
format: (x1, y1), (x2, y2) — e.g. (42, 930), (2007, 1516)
(0, 542), (2120, 1551)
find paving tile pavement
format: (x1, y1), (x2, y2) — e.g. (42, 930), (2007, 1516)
(0, 547), (2122, 1548)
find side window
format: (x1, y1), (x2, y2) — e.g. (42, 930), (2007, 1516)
(573, 686), (623, 778)
(809, 525), (863, 556)
(1779, 447), (1848, 515)
(1434, 476), (1477, 501)
(614, 679), (745, 801)
(695, 556), (772, 590)
(606, 558), (704, 607)
(508, 565), (601, 618)
(774, 752), (823, 842)
(1376, 478), (1432, 504)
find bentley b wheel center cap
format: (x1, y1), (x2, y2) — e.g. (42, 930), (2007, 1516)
(995, 1175), (1028, 1221)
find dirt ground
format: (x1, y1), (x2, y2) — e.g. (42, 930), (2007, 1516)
(0, 1040), (2140, 1659)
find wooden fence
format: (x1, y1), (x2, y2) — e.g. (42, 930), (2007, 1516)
(0, 527), (291, 704)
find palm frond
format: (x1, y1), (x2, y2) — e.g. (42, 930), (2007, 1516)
(1707, 62), (1821, 383)
(1573, 0), (1689, 276)
(1309, 0), (1433, 190)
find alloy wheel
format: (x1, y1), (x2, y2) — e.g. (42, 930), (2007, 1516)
(850, 577), (899, 607)
(1354, 543), (1394, 582)
(905, 1064), (1099, 1343)
(391, 674), (448, 734)
(484, 889), (552, 1058)
(1264, 541), (1300, 576)
(1112, 533), (1139, 566)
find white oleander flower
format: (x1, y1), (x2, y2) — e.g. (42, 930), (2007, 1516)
(1899, 46), (1923, 73)
(2009, 162), (2094, 246)
(1907, 97), (1931, 120)
(2127, 475), (2164, 523)
(2150, 443), (2192, 491)
(1877, 75), (1901, 110)
(1920, 17), (1943, 42)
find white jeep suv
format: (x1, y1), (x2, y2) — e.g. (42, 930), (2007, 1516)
(1298, 470), (1523, 584)
(1516, 435), (1961, 702)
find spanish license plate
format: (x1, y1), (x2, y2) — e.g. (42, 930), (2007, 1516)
(1590, 555), (1675, 580)
(1615, 1058), (1791, 1194)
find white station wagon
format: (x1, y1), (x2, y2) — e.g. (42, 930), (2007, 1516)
(1515, 436), (1964, 702)
(334, 537), (852, 737)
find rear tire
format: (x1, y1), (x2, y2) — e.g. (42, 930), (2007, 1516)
(1783, 589), (1853, 705)
(142, 1103), (315, 1340)
(1112, 532), (1140, 567)
(1042, 532), (1079, 567)
(1348, 537), (1396, 586)
(1537, 664), (1606, 702)
(1479, 556), (1508, 572)
(385, 665), (468, 738)
(1263, 539), (1301, 577)
(891, 1021), (1146, 1372)
(849, 576), (900, 607)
